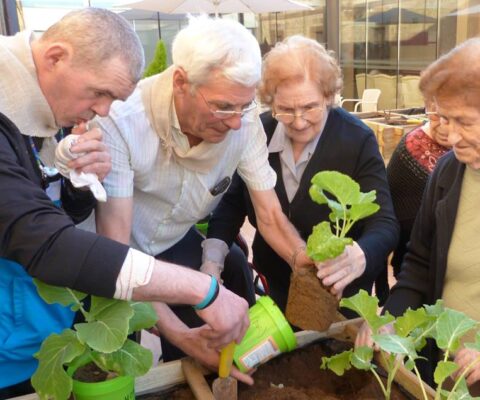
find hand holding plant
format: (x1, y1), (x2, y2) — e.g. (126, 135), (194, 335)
(286, 171), (380, 331)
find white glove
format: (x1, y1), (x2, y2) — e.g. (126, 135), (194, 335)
(315, 241), (366, 299)
(200, 238), (229, 283)
(55, 134), (107, 202)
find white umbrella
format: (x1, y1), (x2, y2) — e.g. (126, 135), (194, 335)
(116, 0), (313, 16)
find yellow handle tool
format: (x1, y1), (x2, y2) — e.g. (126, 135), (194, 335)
(219, 341), (236, 377)
(212, 341), (237, 399)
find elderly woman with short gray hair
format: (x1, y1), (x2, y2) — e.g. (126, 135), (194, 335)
(208, 35), (399, 313)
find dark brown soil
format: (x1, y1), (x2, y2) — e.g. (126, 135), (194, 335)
(72, 362), (111, 383)
(286, 269), (341, 331)
(138, 340), (413, 400)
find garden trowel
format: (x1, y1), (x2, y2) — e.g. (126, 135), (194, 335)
(212, 341), (237, 400)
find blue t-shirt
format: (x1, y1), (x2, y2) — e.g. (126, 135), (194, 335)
(0, 259), (74, 387)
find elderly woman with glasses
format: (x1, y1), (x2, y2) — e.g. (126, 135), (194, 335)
(386, 100), (451, 279)
(207, 35), (399, 314)
(356, 38), (480, 389)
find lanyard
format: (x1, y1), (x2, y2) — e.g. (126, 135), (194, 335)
(28, 129), (64, 179)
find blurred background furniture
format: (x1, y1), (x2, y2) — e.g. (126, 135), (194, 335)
(341, 88), (381, 112)
(400, 75), (423, 108)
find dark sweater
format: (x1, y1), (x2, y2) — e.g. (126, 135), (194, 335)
(208, 108), (399, 309)
(0, 112), (127, 297)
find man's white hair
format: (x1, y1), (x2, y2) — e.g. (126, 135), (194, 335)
(172, 15), (261, 88)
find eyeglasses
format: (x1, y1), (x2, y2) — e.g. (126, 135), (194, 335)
(425, 111), (440, 121)
(272, 105), (324, 125)
(197, 89), (257, 119)
(428, 111), (477, 131)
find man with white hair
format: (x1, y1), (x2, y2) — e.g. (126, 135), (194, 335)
(95, 16), (312, 367)
(0, 9), (250, 396)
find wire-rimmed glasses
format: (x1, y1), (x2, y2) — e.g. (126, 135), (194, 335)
(272, 105), (325, 125)
(197, 89), (257, 119)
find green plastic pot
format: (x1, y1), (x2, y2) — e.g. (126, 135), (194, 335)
(234, 296), (297, 373)
(67, 362), (135, 400)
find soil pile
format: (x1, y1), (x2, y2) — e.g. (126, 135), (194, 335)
(139, 340), (412, 400)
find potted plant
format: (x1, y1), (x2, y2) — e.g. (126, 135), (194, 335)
(31, 280), (158, 400)
(286, 170), (380, 330)
(321, 290), (480, 400)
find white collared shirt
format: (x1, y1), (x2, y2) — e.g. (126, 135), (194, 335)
(96, 82), (276, 256)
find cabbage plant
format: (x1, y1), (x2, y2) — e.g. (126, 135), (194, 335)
(321, 290), (480, 400)
(306, 171), (380, 262)
(31, 280), (157, 400)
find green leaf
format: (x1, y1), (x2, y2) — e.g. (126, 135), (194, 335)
(404, 358), (415, 371)
(75, 297), (133, 353)
(351, 346), (374, 370)
(434, 309), (478, 352)
(434, 360), (459, 386)
(306, 221), (352, 261)
(339, 290), (394, 332)
(321, 350), (353, 376)
(424, 300), (445, 317)
(34, 279), (87, 311)
(349, 202), (380, 221)
(372, 334), (418, 360)
(92, 339), (153, 377)
(394, 308), (432, 338)
(310, 171), (363, 206)
(31, 330), (85, 400)
(128, 302), (158, 334)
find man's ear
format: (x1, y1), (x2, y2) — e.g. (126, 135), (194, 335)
(42, 42), (73, 71)
(172, 67), (189, 95)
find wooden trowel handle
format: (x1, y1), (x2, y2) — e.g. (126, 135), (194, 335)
(181, 357), (215, 400)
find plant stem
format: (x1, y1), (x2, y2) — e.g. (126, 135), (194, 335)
(412, 363), (429, 400)
(385, 358), (402, 400)
(67, 288), (89, 320)
(370, 367), (389, 399)
(446, 356), (480, 400)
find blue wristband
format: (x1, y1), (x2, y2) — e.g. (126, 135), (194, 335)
(193, 275), (219, 310)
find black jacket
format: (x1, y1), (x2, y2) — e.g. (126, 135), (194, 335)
(385, 151), (463, 316)
(208, 108), (399, 308)
(0, 112), (127, 297)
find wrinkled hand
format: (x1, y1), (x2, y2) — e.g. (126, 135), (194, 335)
(173, 325), (254, 385)
(195, 285), (249, 350)
(453, 348), (480, 386)
(315, 241), (366, 299)
(200, 260), (224, 284)
(68, 123), (111, 181)
(355, 320), (395, 350)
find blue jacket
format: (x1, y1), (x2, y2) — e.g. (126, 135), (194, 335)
(0, 259), (74, 387)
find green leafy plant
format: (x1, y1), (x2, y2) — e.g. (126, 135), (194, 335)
(306, 171), (380, 262)
(143, 39), (168, 78)
(320, 290), (480, 400)
(31, 280), (158, 400)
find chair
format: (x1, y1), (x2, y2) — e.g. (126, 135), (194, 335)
(371, 74), (397, 110)
(340, 88), (381, 112)
(400, 75), (423, 108)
